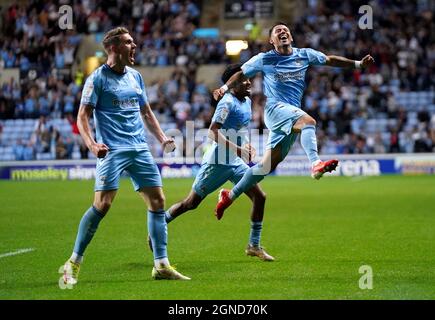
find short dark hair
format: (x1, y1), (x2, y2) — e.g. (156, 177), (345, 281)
(268, 22), (290, 37)
(221, 63), (242, 84)
(102, 27), (130, 52)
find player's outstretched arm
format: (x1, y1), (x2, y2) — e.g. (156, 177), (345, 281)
(212, 71), (248, 101)
(325, 54), (375, 69)
(141, 102), (175, 152)
(77, 104), (109, 158)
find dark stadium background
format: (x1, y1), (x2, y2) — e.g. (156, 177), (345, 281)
(0, 0), (433, 163)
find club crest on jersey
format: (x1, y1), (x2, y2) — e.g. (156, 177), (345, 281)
(294, 59), (303, 66)
(215, 107), (229, 123)
(113, 97), (139, 108)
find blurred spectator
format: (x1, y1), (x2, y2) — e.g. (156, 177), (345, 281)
(22, 140), (35, 160)
(13, 139), (25, 160)
(389, 127), (401, 153)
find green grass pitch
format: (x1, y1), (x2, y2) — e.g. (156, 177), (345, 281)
(0, 175), (434, 299)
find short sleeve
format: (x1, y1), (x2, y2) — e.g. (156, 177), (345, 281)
(137, 73), (148, 106)
(305, 48), (327, 66)
(241, 53), (264, 78)
(212, 96), (232, 124)
(80, 73), (99, 107)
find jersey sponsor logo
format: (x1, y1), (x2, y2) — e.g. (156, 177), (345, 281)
(113, 97), (139, 108)
(274, 71), (305, 82)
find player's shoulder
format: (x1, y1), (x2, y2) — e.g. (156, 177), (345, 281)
(84, 64), (106, 87)
(255, 50), (275, 59)
(126, 66), (144, 84)
(126, 66), (142, 77)
(88, 64), (105, 80)
(218, 92), (236, 107)
(295, 47), (318, 55)
(289, 47), (305, 55)
(246, 50), (268, 62)
(263, 49), (277, 56)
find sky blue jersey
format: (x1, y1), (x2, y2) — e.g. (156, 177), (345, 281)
(203, 93), (251, 166)
(241, 48), (326, 109)
(80, 64), (149, 150)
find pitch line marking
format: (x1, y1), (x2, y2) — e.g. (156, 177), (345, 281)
(0, 248), (35, 259)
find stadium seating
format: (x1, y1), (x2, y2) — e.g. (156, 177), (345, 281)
(0, 0), (433, 161)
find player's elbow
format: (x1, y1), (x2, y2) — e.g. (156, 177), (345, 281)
(208, 128), (219, 141)
(325, 55), (333, 66)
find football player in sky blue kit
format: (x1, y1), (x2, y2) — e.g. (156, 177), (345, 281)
(151, 64), (274, 261)
(213, 22), (375, 218)
(62, 27), (190, 284)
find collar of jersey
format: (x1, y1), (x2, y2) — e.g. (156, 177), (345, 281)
(272, 48), (295, 56)
(104, 63), (127, 75)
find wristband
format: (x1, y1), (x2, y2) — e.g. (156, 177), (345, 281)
(355, 60), (362, 69)
(220, 84), (229, 92)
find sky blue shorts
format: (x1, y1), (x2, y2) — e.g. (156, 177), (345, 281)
(265, 102), (305, 158)
(94, 149), (162, 192)
(192, 163), (249, 198)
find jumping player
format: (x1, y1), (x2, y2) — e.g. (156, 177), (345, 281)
(213, 22), (375, 218)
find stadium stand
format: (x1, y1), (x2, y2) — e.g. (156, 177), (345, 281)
(0, 0), (434, 161)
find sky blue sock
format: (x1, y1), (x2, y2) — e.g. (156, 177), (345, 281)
(231, 166), (266, 199)
(73, 206), (104, 256)
(147, 210), (168, 260)
(249, 221), (263, 247)
(300, 125), (320, 164)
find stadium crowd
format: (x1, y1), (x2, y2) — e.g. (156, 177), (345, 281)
(0, 0), (434, 161)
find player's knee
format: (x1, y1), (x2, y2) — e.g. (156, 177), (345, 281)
(94, 200), (111, 214)
(304, 116), (316, 127)
(150, 194), (165, 210)
(295, 115), (316, 131)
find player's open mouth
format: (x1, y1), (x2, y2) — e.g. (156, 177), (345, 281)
(279, 35), (288, 41)
(130, 50), (135, 62)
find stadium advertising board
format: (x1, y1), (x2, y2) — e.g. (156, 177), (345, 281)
(1, 154), (434, 181)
